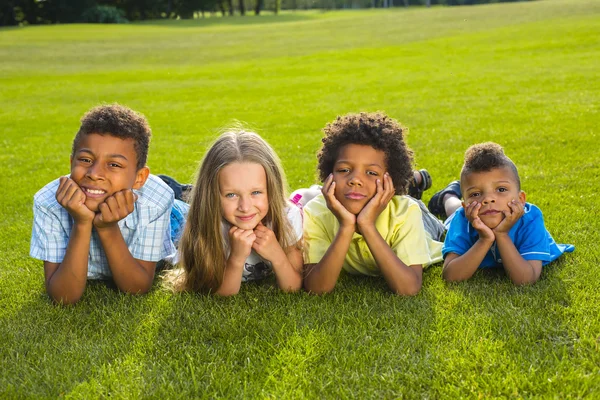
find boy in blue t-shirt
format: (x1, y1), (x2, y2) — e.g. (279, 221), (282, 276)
(428, 142), (574, 285)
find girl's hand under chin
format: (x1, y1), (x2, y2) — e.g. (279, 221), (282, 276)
(228, 226), (256, 261)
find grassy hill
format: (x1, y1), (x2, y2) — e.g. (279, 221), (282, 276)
(1, 0), (599, 397)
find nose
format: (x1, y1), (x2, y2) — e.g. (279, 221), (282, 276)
(86, 162), (105, 180)
(481, 193), (496, 205)
(238, 195), (251, 212)
(348, 172), (363, 187)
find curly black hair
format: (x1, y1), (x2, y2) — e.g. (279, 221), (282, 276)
(72, 104), (151, 170)
(317, 112), (414, 195)
(461, 142), (520, 189)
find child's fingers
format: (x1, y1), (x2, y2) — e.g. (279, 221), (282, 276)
(58, 180), (83, 206)
(383, 173), (395, 201)
(322, 174), (334, 196)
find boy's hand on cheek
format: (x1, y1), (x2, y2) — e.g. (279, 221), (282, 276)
(322, 174), (355, 228)
(55, 176), (95, 224)
(93, 189), (137, 229)
(229, 226), (256, 261)
(357, 173), (394, 229)
(465, 201), (495, 242)
(493, 199), (524, 236)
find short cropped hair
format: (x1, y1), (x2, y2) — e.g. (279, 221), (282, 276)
(317, 112), (414, 195)
(460, 142), (520, 189)
(72, 104), (151, 170)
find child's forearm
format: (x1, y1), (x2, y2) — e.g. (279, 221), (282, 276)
(304, 225), (354, 294)
(360, 224), (422, 295)
(270, 245), (303, 293)
(45, 222), (92, 304)
(443, 238), (493, 282)
(495, 234), (542, 285)
(215, 255), (246, 296)
(96, 225), (155, 294)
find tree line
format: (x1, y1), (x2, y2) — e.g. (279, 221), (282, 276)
(0, 0), (528, 26)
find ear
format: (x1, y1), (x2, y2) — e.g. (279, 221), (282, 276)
(518, 190), (526, 205)
(461, 200), (467, 209)
(133, 166), (150, 190)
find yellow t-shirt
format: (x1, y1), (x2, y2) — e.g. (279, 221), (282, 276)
(303, 195), (443, 276)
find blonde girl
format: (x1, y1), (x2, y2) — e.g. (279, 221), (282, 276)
(177, 129), (303, 295)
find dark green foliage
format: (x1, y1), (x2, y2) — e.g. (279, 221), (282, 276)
(81, 5), (128, 23)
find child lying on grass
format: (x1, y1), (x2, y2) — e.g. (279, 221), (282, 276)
(428, 142), (574, 285)
(30, 104), (188, 304)
(300, 112), (443, 295)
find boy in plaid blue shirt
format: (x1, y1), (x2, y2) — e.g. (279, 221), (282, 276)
(30, 104), (188, 304)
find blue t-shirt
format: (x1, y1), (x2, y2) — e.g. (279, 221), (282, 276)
(443, 203), (574, 268)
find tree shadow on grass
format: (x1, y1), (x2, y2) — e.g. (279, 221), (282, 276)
(0, 280), (175, 398)
(140, 272), (440, 397)
(426, 258), (586, 397)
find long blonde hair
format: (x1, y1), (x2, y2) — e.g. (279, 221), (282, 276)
(177, 129), (295, 293)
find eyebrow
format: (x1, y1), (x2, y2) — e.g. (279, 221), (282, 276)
(464, 180), (513, 191)
(335, 160), (384, 168)
(77, 149), (129, 161)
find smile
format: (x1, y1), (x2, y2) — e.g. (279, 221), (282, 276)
(83, 187), (106, 197)
(237, 214), (257, 221)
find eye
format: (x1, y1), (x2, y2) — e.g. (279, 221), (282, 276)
(79, 157), (92, 164)
(225, 193), (237, 198)
(251, 191), (263, 195)
(498, 187), (507, 192)
(469, 192), (480, 198)
(367, 171), (379, 176)
(336, 168), (350, 173)
(108, 162), (122, 168)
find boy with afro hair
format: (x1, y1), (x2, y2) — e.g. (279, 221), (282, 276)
(428, 142), (574, 285)
(300, 112), (443, 295)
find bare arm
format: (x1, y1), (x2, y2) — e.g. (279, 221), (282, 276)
(94, 190), (155, 294)
(44, 177), (96, 304)
(303, 224), (355, 294)
(215, 227), (255, 296)
(303, 175), (356, 294)
(495, 233), (542, 285)
(443, 201), (495, 282)
(44, 222), (92, 305)
(360, 224), (423, 295)
(493, 199), (541, 285)
(357, 173), (421, 295)
(442, 238), (493, 282)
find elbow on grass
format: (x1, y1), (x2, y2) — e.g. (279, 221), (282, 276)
(391, 283), (421, 297)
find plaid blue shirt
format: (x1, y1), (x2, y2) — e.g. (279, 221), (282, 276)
(30, 174), (178, 279)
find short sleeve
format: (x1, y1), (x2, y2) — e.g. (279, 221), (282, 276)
(303, 202), (333, 265)
(127, 178), (176, 262)
(286, 205), (303, 245)
(389, 202), (433, 267)
(442, 209), (473, 258)
(515, 207), (552, 263)
(30, 201), (69, 263)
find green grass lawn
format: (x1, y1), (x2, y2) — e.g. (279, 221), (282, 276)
(1, 0), (599, 397)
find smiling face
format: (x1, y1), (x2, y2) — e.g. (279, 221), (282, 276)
(461, 166), (526, 229)
(70, 133), (148, 212)
(219, 162), (269, 230)
(332, 144), (388, 215)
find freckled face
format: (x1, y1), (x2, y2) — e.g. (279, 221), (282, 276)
(70, 133), (145, 212)
(461, 166), (525, 229)
(333, 144), (387, 215)
(219, 162), (269, 230)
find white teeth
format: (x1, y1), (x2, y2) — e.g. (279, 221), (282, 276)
(85, 189), (105, 195)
